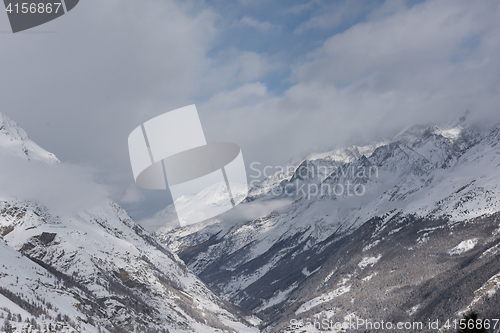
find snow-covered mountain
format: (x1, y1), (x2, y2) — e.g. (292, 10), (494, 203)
(155, 114), (500, 332)
(148, 182), (249, 232)
(0, 112), (259, 333)
(0, 113), (58, 164)
(5, 108), (498, 333)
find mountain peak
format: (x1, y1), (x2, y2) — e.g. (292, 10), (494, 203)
(0, 112), (59, 164)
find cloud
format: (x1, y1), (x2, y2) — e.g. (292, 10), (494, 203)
(287, 0), (500, 127)
(238, 0), (268, 7)
(202, 49), (282, 89)
(2, 0), (500, 221)
(0, 155), (109, 216)
(293, 0), (493, 84)
(294, 0), (373, 33)
(120, 184), (145, 204)
(238, 15), (275, 32)
(0, 0), (238, 219)
(0, 0), (218, 164)
(286, 1), (318, 15)
(202, 83), (268, 112)
(199, 0), (500, 173)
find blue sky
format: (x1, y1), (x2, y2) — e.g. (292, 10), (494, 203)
(202, 0), (395, 95)
(1, 0), (499, 219)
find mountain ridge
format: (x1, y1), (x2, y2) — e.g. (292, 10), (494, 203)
(0, 111), (259, 333)
(155, 115), (500, 332)
(0, 113), (59, 164)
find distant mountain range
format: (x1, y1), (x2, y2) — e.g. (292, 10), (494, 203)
(2, 110), (500, 333)
(155, 113), (500, 332)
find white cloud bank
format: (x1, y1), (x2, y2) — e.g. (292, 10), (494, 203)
(1, 0), (500, 218)
(200, 0), (500, 170)
(0, 156), (109, 216)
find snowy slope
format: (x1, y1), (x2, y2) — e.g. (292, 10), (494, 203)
(0, 236), (101, 333)
(156, 115), (500, 331)
(0, 111), (258, 333)
(0, 113), (58, 164)
(0, 198), (259, 333)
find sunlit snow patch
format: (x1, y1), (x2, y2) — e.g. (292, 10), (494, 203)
(295, 285), (351, 315)
(448, 238), (478, 255)
(358, 254), (382, 269)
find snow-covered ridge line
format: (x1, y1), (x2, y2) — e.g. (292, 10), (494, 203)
(155, 115), (500, 331)
(0, 112), (59, 164)
(0, 113), (259, 333)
